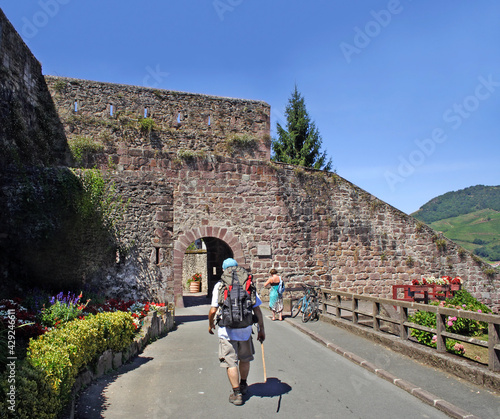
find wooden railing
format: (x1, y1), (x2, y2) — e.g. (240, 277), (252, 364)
(315, 288), (500, 372)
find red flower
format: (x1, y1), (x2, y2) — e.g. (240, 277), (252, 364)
(422, 278), (427, 285)
(411, 279), (419, 285)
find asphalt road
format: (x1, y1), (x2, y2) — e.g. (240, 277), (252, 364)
(75, 303), (455, 419)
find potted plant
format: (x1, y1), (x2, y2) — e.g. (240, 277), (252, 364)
(188, 273), (202, 293)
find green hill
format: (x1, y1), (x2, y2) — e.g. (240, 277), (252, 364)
(412, 185), (500, 223)
(412, 185), (500, 262)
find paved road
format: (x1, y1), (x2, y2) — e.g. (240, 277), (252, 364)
(75, 303), (460, 419)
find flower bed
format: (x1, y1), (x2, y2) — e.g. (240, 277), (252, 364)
(0, 290), (171, 418)
(409, 289), (491, 357)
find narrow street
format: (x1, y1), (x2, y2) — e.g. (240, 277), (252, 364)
(75, 302), (453, 419)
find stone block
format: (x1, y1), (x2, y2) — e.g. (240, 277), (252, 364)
(113, 352), (122, 369)
(95, 349), (113, 378)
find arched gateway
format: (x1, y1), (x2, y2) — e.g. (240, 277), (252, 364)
(173, 226), (246, 307)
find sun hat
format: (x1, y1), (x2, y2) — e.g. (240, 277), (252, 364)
(222, 258), (238, 270)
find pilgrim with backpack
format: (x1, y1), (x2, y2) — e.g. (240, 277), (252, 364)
(208, 258), (265, 406)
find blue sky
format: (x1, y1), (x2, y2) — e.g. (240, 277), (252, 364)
(1, 1), (499, 214)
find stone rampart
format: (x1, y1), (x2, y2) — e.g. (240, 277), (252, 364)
(45, 75), (271, 163)
(0, 9), (69, 167)
(89, 151), (498, 312)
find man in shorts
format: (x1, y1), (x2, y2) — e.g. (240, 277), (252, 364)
(208, 258), (265, 406)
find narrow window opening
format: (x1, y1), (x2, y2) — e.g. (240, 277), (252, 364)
(144, 108), (148, 118)
(208, 115), (211, 126)
(110, 104), (114, 116)
(177, 113), (181, 123)
(74, 100), (78, 112)
(155, 247), (160, 265)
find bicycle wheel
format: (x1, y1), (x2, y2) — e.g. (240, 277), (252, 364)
(291, 298), (303, 318)
(302, 299), (317, 323)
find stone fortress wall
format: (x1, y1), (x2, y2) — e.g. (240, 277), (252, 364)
(0, 8), (69, 168)
(0, 8), (498, 311)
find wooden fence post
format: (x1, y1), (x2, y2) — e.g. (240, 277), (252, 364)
(436, 310), (446, 353)
(488, 322), (500, 372)
(399, 305), (408, 340)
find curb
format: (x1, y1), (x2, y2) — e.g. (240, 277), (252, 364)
(286, 318), (480, 419)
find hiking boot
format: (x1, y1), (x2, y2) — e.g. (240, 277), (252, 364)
(229, 392), (243, 406)
(239, 381), (248, 395)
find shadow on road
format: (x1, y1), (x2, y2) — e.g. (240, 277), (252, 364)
(174, 314), (208, 325)
(183, 293), (210, 307)
(247, 377), (292, 398)
(75, 356), (154, 418)
(245, 377), (292, 412)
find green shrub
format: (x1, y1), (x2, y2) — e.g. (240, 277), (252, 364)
(26, 311), (135, 410)
(444, 290), (491, 336)
(68, 136), (104, 167)
(0, 361), (61, 418)
(139, 117), (156, 133)
(409, 290), (491, 356)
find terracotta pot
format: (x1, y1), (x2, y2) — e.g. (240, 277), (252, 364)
(189, 281), (201, 293)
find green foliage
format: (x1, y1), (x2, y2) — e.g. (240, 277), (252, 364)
(415, 205), (500, 262)
(272, 85), (332, 171)
(38, 292), (87, 328)
(27, 311), (135, 407)
(409, 290), (491, 356)
(75, 168), (128, 235)
(39, 301), (81, 328)
(225, 134), (259, 154)
(139, 117), (156, 133)
(444, 290), (491, 335)
(0, 361), (62, 418)
(68, 136), (104, 167)
(412, 185), (500, 223)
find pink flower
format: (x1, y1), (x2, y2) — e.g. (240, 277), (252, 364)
(431, 335), (437, 343)
(477, 309), (482, 313)
(453, 343), (465, 354)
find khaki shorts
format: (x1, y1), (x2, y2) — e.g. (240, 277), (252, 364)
(219, 337), (255, 368)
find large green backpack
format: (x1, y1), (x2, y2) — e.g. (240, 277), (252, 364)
(217, 266), (256, 328)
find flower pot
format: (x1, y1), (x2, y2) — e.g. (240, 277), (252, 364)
(189, 281), (201, 293)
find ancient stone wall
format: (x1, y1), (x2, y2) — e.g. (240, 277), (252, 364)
(84, 147), (498, 311)
(44, 75), (271, 164)
(0, 9), (69, 167)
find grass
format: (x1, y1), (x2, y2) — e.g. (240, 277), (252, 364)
(427, 209), (500, 261)
(456, 334), (488, 365)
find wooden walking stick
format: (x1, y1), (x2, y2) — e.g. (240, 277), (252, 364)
(261, 342), (267, 382)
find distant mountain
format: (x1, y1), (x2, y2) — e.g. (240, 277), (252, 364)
(412, 185), (500, 262)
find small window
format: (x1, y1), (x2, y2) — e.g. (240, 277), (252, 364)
(177, 113), (181, 123)
(208, 115), (211, 126)
(74, 101), (78, 112)
(110, 104), (114, 116)
(144, 108), (148, 118)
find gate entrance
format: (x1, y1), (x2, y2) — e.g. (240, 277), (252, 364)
(173, 227), (246, 307)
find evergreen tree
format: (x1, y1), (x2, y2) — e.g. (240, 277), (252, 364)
(272, 85), (332, 171)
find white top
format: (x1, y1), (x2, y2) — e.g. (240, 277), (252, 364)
(211, 281), (262, 341)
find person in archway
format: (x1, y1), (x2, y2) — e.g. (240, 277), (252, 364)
(208, 258), (265, 406)
(263, 268), (284, 321)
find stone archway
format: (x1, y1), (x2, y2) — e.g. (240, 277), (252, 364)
(173, 227), (246, 307)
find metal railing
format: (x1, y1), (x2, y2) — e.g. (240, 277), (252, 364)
(316, 288), (500, 372)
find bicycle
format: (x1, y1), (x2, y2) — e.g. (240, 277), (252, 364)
(290, 285), (320, 323)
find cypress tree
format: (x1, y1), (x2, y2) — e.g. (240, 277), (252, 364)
(272, 85), (332, 171)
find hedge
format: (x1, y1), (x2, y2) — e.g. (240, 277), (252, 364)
(0, 311), (135, 418)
